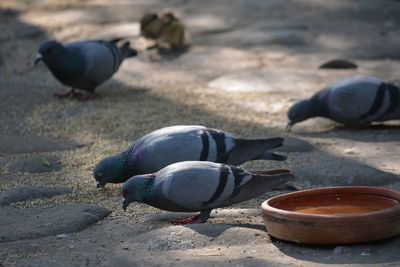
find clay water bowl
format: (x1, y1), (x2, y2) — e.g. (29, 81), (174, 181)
(261, 186), (400, 245)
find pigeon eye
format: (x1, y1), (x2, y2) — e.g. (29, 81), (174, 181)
(97, 172), (103, 177)
(46, 47), (53, 54)
(122, 189), (129, 196)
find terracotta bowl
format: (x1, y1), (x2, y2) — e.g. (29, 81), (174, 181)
(261, 186), (400, 245)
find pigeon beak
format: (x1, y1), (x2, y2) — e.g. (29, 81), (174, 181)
(96, 181), (105, 188)
(34, 54), (43, 66)
(122, 199), (128, 211)
(285, 121), (293, 132)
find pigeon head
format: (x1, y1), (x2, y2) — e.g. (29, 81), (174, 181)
(93, 154), (131, 188)
(140, 12), (164, 39)
(35, 40), (66, 66)
(122, 175), (155, 211)
(286, 99), (315, 132)
(121, 177), (140, 211)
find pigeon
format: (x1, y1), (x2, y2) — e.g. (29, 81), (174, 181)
(122, 161), (294, 223)
(34, 39), (137, 100)
(94, 125), (287, 188)
(286, 75), (400, 131)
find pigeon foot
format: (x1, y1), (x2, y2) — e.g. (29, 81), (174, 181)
(55, 88), (75, 98)
(72, 91), (92, 101)
(169, 215), (205, 224)
(169, 210), (211, 224)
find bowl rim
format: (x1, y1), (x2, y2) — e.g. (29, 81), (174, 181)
(262, 186), (400, 223)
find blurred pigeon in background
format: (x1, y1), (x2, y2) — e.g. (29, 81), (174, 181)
(286, 75), (400, 131)
(35, 39), (137, 100)
(94, 125), (287, 188)
(122, 161), (294, 224)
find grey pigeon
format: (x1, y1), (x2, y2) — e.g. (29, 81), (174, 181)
(286, 75), (400, 131)
(94, 125), (287, 188)
(35, 39), (137, 100)
(122, 161), (294, 223)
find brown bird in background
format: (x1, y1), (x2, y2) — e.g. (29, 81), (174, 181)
(140, 11), (188, 51)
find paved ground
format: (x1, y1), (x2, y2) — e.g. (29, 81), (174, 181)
(0, 0), (400, 266)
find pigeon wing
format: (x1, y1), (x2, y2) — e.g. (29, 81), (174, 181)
(329, 76), (386, 125)
(160, 162), (231, 211)
(66, 41), (120, 89)
(135, 126), (207, 173)
(161, 162), (293, 211)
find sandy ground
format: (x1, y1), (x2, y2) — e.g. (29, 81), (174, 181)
(0, 0), (400, 266)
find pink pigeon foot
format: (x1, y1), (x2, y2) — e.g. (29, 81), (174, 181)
(169, 210), (211, 224)
(72, 91), (92, 101)
(54, 88), (75, 98)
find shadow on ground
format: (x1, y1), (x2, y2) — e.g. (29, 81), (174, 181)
(273, 235), (400, 265)
(297, 124), (400, 142)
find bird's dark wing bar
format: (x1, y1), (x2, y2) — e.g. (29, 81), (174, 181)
(202, 165), (229, 206)
(359, 83), (386, 119)
(206, 129), (227, 163)
(385, 83), (400, 114)
(199, 131), (209, 161)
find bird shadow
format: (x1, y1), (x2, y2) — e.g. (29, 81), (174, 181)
(271, 234), (400, 265)
(96, 85), (150, 99)
(138, 209), (266, 239)
(145, 45), (191, 62)
(182, 222), (266, 239)
(296, 123), (400, 142)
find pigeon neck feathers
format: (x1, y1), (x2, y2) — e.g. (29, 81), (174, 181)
(287, 97), (327, 126)
(116, 149), (137, 180)
(139, 175), (157, 201)
(310, 89), (330, 117)
(124, 174), (156, 203)
(45, 47), (86, 85)
(116, 140), (147, 178)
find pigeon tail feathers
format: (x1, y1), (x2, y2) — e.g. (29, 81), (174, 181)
(229, 168), (294, 204)
(120, 42), (138, 58)
(226, 137), (284, 165)
(252, 152), (287, 161)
